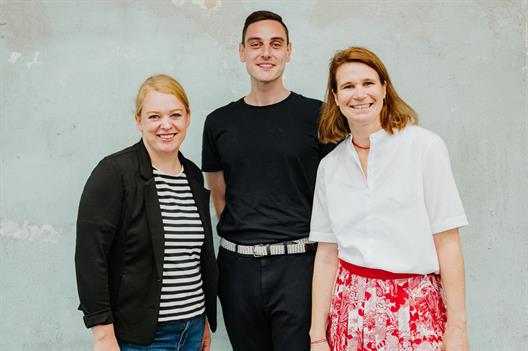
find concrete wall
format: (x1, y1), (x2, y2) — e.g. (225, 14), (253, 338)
(1, 0), (526, 350)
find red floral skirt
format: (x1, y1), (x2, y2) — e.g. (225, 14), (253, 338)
(327, 260), (447, 351)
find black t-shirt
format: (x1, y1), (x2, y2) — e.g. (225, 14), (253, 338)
(202, 92), (333, 245)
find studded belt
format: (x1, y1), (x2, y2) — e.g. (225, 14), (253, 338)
(220, 237), (317, 257)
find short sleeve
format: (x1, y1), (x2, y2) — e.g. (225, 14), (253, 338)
(422, 137), (468, 234)
(309, 162), (337, 243)
(201, 115), (222, 172)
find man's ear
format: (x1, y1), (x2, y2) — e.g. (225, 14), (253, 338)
(286, 42), (292, 62)
(239, 43), (246, 63)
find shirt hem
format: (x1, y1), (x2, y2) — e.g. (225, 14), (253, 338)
(309, 231), (337, 243)
(431, 215), (469, 234)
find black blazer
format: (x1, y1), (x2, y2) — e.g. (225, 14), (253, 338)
(75, 141), (217, 345)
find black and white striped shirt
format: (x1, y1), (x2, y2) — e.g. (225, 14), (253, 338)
(154, 166), (205, 323)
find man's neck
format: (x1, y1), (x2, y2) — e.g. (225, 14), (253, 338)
(244, 79), (290, 106)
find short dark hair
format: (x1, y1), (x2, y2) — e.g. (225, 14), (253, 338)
(241, 10), (289, 44)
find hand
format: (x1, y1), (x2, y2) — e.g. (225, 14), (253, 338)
(92, 324), (120, 351)
(442, 322), (469, 351)
(93, 338), (120, 351)
(201, 318), (212, 351)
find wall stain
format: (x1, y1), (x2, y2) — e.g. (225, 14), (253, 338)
(0, 219), (60, 244)
(149, 0), (241, 50)
(25, 51), (41, 69)
(202, 0), (218, 10)
(8, 51), (21, 64)
(0, 1), (52, 52)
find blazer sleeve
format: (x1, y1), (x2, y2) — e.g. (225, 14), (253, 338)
(75, 157), (123, 328)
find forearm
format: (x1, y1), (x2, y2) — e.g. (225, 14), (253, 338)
(204, 172), (226, 218)
(310, 243), (339, 340)
(211, 194), (226, 218)
(434, 229), (467, 324)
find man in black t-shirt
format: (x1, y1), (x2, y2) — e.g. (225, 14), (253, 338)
(202, 11), (331, 351)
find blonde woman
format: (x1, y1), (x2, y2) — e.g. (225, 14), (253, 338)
(75, 75), (217, 351)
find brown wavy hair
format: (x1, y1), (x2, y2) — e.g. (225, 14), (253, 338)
(319, 47), (417, 144)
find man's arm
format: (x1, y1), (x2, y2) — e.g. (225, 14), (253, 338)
(204, 171), (226, 218)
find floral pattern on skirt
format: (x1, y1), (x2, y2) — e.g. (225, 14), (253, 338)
(327, 264), (446, 351)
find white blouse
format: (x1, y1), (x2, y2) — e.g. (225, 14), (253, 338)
(309, 125), (468, 274)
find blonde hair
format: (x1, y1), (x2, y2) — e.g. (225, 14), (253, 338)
(135, 74), (190, 117)
(319, 47), (418, 144)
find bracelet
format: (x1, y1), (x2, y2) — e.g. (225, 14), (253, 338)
(310, 338), (327, 345)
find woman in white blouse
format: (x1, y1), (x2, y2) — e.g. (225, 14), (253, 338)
(309, 47), (469, 351)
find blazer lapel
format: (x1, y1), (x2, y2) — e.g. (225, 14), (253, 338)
(144, 178), (165, 280)
(137, 140), (165, 281)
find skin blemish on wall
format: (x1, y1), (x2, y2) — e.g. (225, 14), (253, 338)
(0, 219), (60, 244)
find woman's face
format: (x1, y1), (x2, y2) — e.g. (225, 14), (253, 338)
(135, 90), (190, 158)
(333, 62), (386, 128)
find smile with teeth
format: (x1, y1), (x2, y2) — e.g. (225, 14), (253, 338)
(258, 63), (275, 68)
(351, 103), (373, 109)
(158, 133), (176, 140)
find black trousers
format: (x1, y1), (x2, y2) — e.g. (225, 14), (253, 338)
(218, 247), (315, 351)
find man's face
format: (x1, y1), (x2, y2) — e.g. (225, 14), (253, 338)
(239, 19), (291, 85)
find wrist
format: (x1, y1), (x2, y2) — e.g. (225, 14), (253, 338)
(309, 331), (326, 340)
(310, 337), (327, 345)
(447, 314), (467, 326)
(446, 319), (467, 333)
(91, 324), (115, 341)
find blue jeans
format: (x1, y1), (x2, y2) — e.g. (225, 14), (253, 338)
(119, 315), (205, 351)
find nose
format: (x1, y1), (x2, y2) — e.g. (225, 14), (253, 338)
(352, 86), (367, 99)
(160, 116), (172, 129)
(261, 44), (271, 58)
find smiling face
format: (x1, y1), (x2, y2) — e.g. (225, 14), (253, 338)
(135, 90), (190, 159)
(239, 19), (291, 85)
(333, 62), (387, 129)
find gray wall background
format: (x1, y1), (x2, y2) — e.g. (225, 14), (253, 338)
(1, 0), (526, 350)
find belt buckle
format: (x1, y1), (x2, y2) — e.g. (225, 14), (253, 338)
(252, 244), (267, 257)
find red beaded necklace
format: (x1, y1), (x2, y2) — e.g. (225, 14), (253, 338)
(352, 139), (370, 150)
